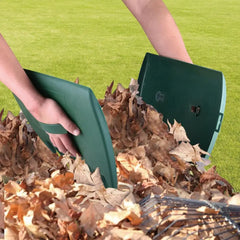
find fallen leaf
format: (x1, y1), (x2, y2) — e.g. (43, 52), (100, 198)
(108, 227), (151, 240)
(168, 119), (190, 142)
(0, 201), (4, 229)
(196, 206), (219, 215)
(79, 202), (104, 237)
(228, 194), (240, 206)
(23, 210), (46, 238)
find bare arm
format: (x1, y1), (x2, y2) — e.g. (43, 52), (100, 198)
(122, 0), (192, 63)
(0, 34), (46, 112)
(0, 34), (80, 156)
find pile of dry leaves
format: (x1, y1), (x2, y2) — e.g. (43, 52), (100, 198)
(0, 80), (239, 239)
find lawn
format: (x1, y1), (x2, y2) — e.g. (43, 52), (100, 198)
(0, 0), (239, 191)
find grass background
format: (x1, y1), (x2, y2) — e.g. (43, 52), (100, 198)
(0, 0), (239, 191)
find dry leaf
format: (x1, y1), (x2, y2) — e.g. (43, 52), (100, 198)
(196, 206), (219, 215)
(79, 202), (104, 237)
(169, 142), (206, 163)
(228, 194), (240, 206)
(200, 166), (233, 194)
(23, 210), (46, 238)
(108, 227), (151, 240)
(0, 81), (238, 240)
(168, 119), (190, 142)
(0, 201), (4, 229)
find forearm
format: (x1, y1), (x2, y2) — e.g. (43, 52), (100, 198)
(0, 33), (45, 113)
(122, 0), (192, 63)
(0, 34), (80, 156)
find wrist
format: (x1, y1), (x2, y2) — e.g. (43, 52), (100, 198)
(20, 91), (46, 119)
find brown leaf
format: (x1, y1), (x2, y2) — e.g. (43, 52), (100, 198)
(169, 142), (208, 164)
(200, 166), (233, 191)
(153, 162), (177, 185)
(53, 199), (73, 222)
(52, 172), (74, 190)
(116, 153), (153, 183)
(67, 222), (81, 240)
(146, 107), (168, 135)
(228, 194), (240, 206)
(0, 201), (4, 229)
(62, 155), (103, 186)
(0, 108), (4, 122)
(168, 119), (190, 142)
(1, 80), (238, 240)
(4, 227), (19, 240)
(4, 180), (23, 195)
(34, 137), (60, 165)
(80, 202), (104, 237)
(107, 227), (151, 240)
(74, 77), (79, 84)
(0, 142), (11, 167)
(23, 210), (46, 238)
(196, 206), (219, 215)
(104, 205), (143, 226)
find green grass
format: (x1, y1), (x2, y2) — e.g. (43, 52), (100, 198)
(0, 0), (239, 191)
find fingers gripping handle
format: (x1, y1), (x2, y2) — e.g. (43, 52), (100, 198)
(39, 122), (68, 134)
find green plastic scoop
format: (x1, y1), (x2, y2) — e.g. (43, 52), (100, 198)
(138, 53), (226, 155)
(14, 69), (117, 188)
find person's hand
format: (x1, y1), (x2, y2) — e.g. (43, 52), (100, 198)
(30, 98), (80, 157)
(0, 33), (79, 157)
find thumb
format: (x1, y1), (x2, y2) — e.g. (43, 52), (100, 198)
(59, 116), (80, 136)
